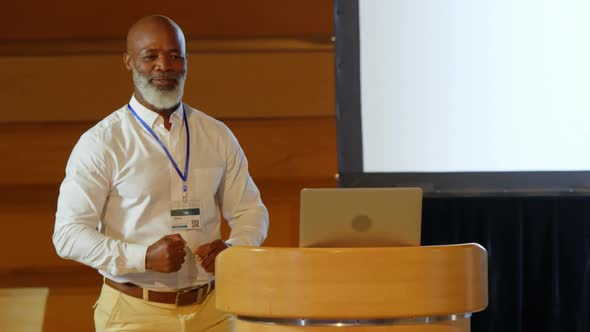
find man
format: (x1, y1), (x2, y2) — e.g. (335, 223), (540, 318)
(53, 15), (269, 332)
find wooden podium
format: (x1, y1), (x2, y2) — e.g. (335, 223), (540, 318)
(216, 244), (487, 331)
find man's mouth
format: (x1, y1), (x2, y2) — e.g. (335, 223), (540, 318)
(150, 77), (177, 87)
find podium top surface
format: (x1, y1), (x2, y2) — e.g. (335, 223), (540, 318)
(215, 244), (488, 319)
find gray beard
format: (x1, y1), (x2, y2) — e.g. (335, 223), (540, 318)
(132, 70), (186, 110)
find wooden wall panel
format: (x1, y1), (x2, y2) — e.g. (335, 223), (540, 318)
(0, 123), (85, 186)
(1, 0), (333, 41)
(0, 118), (336, 186)
(0, 187), (70, 269)
(0, 48), (334, 122)
(230, 118), (338, 180)
(0, 38), (333, 56)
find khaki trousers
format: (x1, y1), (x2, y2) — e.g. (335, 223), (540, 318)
(94, 283), (233, 332)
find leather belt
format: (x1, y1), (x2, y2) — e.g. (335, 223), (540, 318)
(105, 278), (215, 306)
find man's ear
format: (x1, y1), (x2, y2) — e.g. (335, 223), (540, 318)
(124, 52), (132, 71)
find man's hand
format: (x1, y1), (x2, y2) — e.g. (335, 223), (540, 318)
(145, 234), (187, 273)
(194, 239), (230, 274)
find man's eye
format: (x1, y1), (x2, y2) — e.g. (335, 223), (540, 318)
(143, 55), (157, 60)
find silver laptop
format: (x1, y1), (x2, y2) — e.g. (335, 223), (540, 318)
(299, 187), (423, 247)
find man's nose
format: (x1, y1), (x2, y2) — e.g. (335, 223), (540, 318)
(155, 55), (173, 71)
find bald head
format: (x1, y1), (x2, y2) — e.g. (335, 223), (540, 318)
(124, 15), (188, 112)
(126, 15), (186, 55)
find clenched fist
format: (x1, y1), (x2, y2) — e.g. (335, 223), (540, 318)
(145, 234), (187, 273)
(194, 239), (230, 274)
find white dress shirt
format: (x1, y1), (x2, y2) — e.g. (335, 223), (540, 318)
(53, 96), (269, 290)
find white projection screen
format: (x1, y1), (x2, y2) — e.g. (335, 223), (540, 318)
(335, 0), (590, 195)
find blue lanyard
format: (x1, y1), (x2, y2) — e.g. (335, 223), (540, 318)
(128, 103), (190, 201)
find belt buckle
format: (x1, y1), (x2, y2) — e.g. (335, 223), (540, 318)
(175, 287), (198, 306)
(196, 283), (209, 305)
(175, 283), (211, 306)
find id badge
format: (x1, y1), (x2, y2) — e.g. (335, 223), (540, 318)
(170, 200), (202, 231)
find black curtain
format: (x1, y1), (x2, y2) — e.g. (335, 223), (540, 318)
(421, 197), (590, 332)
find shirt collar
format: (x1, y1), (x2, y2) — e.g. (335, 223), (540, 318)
(129, 95), (184, 128)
